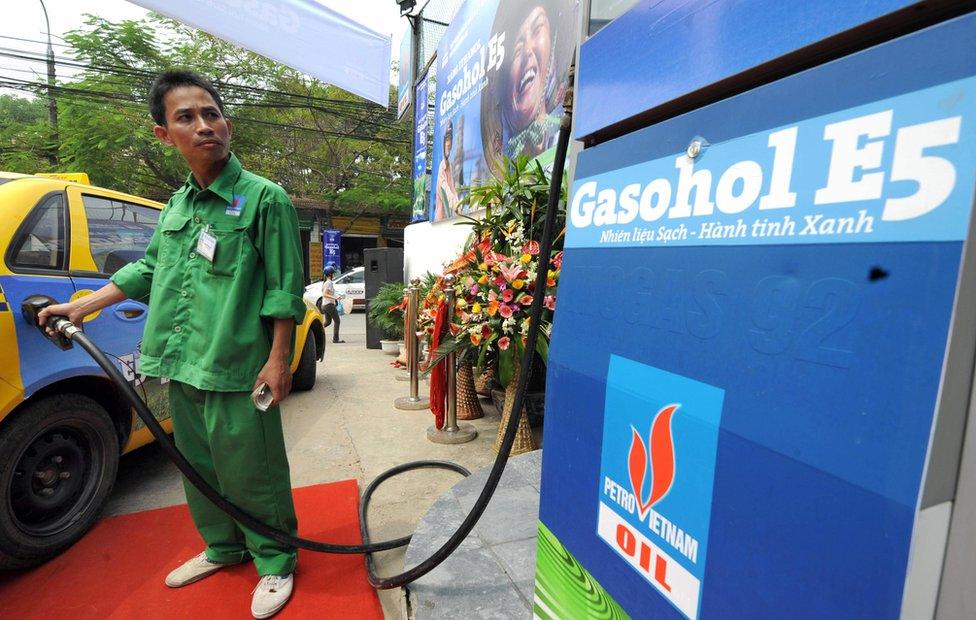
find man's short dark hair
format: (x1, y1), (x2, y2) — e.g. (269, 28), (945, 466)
(149, 70), (225, 126)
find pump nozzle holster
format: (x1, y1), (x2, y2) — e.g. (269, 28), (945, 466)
(21, 294), (74, 350)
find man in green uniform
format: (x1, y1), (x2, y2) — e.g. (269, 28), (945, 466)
(39, 71), (304, 619)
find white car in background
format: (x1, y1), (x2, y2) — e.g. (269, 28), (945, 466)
(304, 266), (366, 311)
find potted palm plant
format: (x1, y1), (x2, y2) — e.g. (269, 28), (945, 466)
(368, 282), (407, 354)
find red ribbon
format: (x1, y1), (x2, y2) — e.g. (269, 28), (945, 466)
(428, 300), (448, 430)
(389, 298), (408, 313)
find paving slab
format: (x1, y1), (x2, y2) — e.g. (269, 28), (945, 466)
(490, 537), (538, 607)
(405, 451), (543, 619)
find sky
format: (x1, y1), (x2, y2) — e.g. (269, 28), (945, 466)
(1, 0), (409, 96)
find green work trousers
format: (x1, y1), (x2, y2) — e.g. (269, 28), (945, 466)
(168, 381), (298, 576)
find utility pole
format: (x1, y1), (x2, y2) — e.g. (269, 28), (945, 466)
(39, 0), (59, 167)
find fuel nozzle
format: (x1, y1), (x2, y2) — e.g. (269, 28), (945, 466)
(21, 294), (75, 350)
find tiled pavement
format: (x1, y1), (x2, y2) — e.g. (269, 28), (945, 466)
(405, 450), (542, 619)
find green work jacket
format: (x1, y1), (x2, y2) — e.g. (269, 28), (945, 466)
(112, 153), (306, 392)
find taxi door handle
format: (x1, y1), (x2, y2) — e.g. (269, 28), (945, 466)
(114, 302), (146, 321)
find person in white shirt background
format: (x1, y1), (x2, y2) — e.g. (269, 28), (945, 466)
(319, 266), (344, 343)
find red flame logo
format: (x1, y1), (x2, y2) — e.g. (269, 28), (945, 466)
(628, 404), (679, 518)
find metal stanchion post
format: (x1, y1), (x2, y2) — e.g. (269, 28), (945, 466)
(428, 274), (477, 444)
(395, 286), (411, 382)
(395, 278), (429, 410)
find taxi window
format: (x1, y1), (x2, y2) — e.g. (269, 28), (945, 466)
(9, 193), (66, 271)
(346, 270), (364, 284)
(82, 195), (159, 275)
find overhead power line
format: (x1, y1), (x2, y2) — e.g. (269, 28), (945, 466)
(0, 47), (407, 132)
(0, 40), (411, 142)
(0, 59), (404, 132)
(0, 45), (397, 118)
(0, 75), (410, 146)
(0, 34), (72, 48)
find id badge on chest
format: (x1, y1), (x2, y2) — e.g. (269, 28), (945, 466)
(197, 225), (217, 263)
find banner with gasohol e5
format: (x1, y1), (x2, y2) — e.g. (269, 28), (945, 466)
(428, 0), (578, 222)
(567, 76), (976, 250)
(412, 70), (430, 222)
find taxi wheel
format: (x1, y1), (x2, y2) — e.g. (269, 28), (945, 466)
(0, 395), (119, 569)
(292, 334), (317, 392)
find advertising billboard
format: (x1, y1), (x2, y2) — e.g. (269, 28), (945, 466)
(412, 70), (430, 222)
(428, 0), (578, 222)
(397, 24), (412, 119)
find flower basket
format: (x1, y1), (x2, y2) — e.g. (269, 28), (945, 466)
(490, 387), (544, 427)
(474, 361), (495, 397)
(493, 356), (536, 455)
(456, 361), (484, 420)
(425, 156), (564, 452)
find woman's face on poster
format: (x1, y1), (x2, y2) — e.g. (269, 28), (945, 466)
(507, 6), (552, 130)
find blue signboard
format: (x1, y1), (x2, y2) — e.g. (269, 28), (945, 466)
(412, 71), (430, 222)
(576, 0), (924, 139)
(322, 229), (341, 272)
(568, 77), (975, 249)
(428, 0), (578, 222)
(538, 12), (976, 619)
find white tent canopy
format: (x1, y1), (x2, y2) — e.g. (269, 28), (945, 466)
(129, 0), (392, 106)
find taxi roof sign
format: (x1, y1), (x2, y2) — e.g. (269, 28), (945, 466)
(35, 172), (91, 185)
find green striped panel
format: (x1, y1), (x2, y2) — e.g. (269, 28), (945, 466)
(533, 521), (630, 620)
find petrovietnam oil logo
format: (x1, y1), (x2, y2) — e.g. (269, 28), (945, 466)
(597, 356), (725, 620)
(629, 404), (678, 521)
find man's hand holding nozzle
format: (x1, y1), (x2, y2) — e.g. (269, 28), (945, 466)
(36, 283), (126, 337)
(37, 301), (85, 337)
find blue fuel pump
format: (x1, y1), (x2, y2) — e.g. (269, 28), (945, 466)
(533, 2), (976, 619)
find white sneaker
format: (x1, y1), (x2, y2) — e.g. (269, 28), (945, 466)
(251, 573), (294, 619)
(165, 551), (240, 588)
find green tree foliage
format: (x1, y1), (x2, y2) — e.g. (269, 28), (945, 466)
(0, 14), (411, 211)
(0, 95), (50, 172)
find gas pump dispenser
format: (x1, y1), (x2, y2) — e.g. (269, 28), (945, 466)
(534, 2), (976, 618)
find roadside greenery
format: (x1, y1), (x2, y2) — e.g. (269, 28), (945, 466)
(0, 97), (49, 172)
(0, 14), (410, 213)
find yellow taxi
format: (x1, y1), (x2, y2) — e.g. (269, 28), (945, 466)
(0, 172), (325, 568)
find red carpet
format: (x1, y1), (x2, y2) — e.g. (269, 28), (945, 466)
(0, 480), (383, 619)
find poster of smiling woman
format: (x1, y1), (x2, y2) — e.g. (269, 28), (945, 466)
(429, 0), (578, 222)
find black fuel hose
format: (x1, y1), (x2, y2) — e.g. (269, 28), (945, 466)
(60, 323), (466, 554)
(47, 64), (574, 591)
